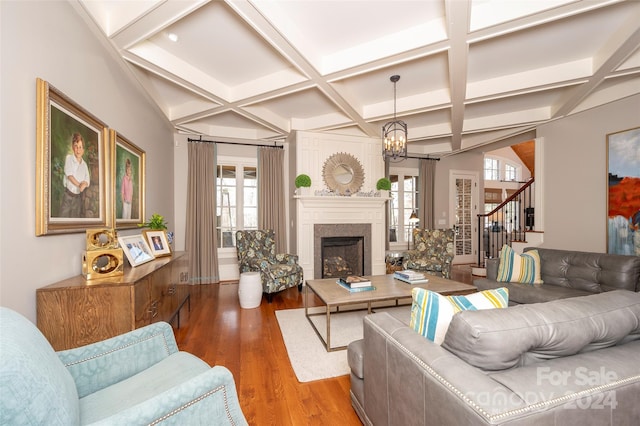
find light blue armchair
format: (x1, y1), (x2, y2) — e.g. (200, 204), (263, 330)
(0, 307), (247, 426)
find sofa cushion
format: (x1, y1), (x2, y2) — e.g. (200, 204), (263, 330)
(409, 287), (509, 345)
(79, 352), (211, 424)
(497, 245), (543, 284)
(475, 279), (594, 304)
(442, 290), (640, 371)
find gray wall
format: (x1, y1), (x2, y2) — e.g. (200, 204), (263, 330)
(538, 94), (640, 251)
(0, 1), (175, 322)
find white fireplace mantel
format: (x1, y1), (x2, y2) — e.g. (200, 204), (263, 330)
(294, 195), (389, 209)
(291, 131), (388, 281)
(296, 196), (388, 280)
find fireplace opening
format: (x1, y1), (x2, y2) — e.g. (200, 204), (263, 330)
(321, 236), (364, 278)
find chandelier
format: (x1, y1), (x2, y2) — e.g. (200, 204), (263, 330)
(382, 75), (407, 160)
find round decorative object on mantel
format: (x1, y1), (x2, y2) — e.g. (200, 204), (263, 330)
(322, 152), (365, 195)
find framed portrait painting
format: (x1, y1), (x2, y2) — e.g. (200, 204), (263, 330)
(112, 130), (145, 229)
(606, 126), (640, 256)
(36, 78), (110, 235)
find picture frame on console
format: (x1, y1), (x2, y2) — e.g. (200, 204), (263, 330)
(35, 78), (110, 236)
(118, 234), (155, 267)
(112, 130), (145, 229)
(606, 126), (640, 256)
(143, 229), (171, 257)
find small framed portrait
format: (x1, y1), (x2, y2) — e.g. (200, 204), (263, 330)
(143, 229), (172, 257)
(118, 234), (155, 267)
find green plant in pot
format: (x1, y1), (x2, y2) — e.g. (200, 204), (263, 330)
(139, 213), (168, 230)
(295, 174), (311, 188)
(376, 177), (392, 191)
(295, 174), (312, 195)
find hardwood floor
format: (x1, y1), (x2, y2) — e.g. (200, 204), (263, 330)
(174, 266), (473, 425)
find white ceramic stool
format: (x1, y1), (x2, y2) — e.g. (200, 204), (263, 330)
(238, 272), (262, 309)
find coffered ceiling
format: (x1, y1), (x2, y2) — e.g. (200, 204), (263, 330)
(73, 0), (640, 156)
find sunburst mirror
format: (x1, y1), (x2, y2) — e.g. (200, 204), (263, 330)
(322, 152), (365, 195)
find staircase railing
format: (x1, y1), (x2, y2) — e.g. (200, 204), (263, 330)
(476, 178), (535, 267)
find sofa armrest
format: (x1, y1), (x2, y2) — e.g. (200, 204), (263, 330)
(57, 322), (179, 398)
(89, 366), (248, 426)
(485, 257), (500, 280)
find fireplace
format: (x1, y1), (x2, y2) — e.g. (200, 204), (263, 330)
(314, 224), (371, 279)
(321, 236), (364, 278)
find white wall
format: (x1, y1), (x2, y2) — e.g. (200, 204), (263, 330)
(537, 94), (640, 252)
(0, 1), (174, 321)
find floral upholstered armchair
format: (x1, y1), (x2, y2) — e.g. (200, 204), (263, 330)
(236, 230), (303, 302)
(402, 228), (455, 278)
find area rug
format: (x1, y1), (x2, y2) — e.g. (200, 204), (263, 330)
(275, 305), (410, 383)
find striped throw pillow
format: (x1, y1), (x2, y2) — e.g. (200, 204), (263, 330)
(496, 245), (543, 284)
(409, 287), (509, 345)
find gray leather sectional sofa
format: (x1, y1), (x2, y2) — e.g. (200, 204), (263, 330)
(348, 290), (640, 425)
(474, 247), (640, 304)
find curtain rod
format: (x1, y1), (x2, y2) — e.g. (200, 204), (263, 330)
(187, 137), (283, 149)
(407, 155), (439, 161)
(388, 155), (440, 161)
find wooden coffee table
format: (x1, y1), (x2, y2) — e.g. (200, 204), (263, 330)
(304, 274), (476, 351)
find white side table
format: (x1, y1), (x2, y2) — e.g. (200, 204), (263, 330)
(238, 272), (262, 309)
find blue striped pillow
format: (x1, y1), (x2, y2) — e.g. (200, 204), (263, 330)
(409, 287), (509, 345)
(496, 245), (543, 284)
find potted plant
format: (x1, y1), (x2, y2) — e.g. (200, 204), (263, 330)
(376, 177), (391, 197)
(139, 213), (168, 230)
(295, 174), (312, 195)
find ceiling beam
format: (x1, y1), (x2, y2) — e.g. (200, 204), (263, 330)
(552, 8), (640, 118)
(225, 0), (379, 137)
(445, 0), (471, 152)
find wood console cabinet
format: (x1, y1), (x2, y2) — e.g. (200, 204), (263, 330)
(37, 252), (190, 351)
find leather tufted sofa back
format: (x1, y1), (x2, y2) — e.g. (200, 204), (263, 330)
(443, 290), (640, 371)
(524, 247), (640, 292)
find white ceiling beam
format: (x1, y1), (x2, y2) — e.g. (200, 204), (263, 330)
(445, 0), (471, 152)
(551, 8), (640, 118)
(225, 0), (379, 137)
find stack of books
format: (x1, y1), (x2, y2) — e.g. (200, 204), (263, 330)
(337, 276), (375, 292)
(393, 270), (429, 284)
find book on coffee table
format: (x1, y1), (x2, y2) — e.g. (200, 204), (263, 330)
(336, 280), (376, 292)
(393, 270), (429, 284)
(338, 275), (372, 288)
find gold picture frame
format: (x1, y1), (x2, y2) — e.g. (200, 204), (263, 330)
(36, 78), (110, 235)
(111, 130), (146, 229)
(143, 229), (172, 257)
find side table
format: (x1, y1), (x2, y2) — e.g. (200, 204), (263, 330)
(238, 272), (262, 309)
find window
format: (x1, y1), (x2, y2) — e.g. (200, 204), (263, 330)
(388, 172), (418, 244)
(216, 160), (257, 248)
(484, 158), (499, 181)
(505, 164), (516, 181)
